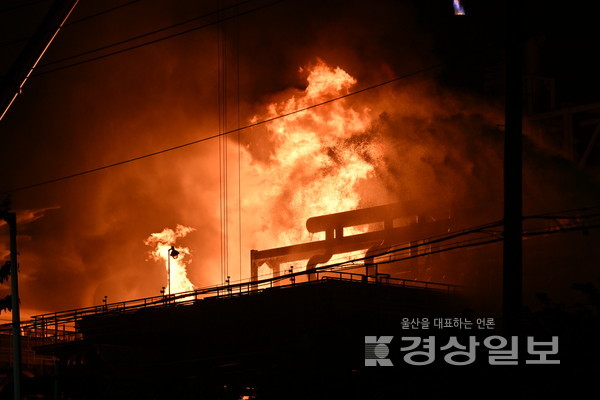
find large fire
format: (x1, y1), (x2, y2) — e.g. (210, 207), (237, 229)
(243, 59), (383, 250)
(238, 59), (387, 279)
(142, 58), (497, 288)
(144, 225), (195, 295)
(144, 60), (384, 289)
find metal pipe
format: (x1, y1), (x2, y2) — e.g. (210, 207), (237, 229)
(167, 248), (171, 298)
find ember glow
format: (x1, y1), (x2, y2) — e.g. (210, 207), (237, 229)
(453, 0), (466, 15)
(144, 225), (196, 295)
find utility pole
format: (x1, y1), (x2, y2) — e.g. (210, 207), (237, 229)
(503, 2), (523, 334)
(0, 1), (79, 395)
(1, 212), (22, 400)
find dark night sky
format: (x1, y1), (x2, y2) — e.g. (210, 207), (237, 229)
(0, 0), (598, 319)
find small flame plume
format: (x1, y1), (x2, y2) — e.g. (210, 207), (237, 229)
(144, 225), (196, 294)
(453, 0), (466, 15)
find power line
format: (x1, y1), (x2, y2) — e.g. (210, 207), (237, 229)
(0, 0), (144, 48)
(32, 0), (284, 76)
(252, 206), (600, 281)
(0, 62), (441, 195)
(218, 18), (229, 285)
(37, 0), (256, 68)
(3, 207), (597, 331)
(64, 0), (143, 26)
(237, 14), (242, 284)
(229, 209), (600, 288)
(288, 215), (598, 277)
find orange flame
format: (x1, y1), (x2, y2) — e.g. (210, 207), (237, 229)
(144, 225), (195, 295)
(242, 59), (383, 270)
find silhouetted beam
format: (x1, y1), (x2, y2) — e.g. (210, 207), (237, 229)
(306, 202), (430, 233)
(252, 220), (448, 266)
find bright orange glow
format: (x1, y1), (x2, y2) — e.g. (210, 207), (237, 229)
(242, 59), (384, 271)
(144, 225), (195, 295)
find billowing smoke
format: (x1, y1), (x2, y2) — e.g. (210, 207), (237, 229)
(240, 59), (505, 253)
(238, 58), (599, 310)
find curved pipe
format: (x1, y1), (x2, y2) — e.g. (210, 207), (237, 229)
(364, 241), (388, 279)
(306, 252), (332, 281)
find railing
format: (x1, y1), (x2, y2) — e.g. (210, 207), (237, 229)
(316, 271), (458, 293)
(0, 268), (460, 345)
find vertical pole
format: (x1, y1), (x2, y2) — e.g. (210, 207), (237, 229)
(503, 2), (523, 334)
(167, 250), (171, 299)
(54, 360), (59, 400)
(5, 213), (22, 400)
(250, 250), (258, 291)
